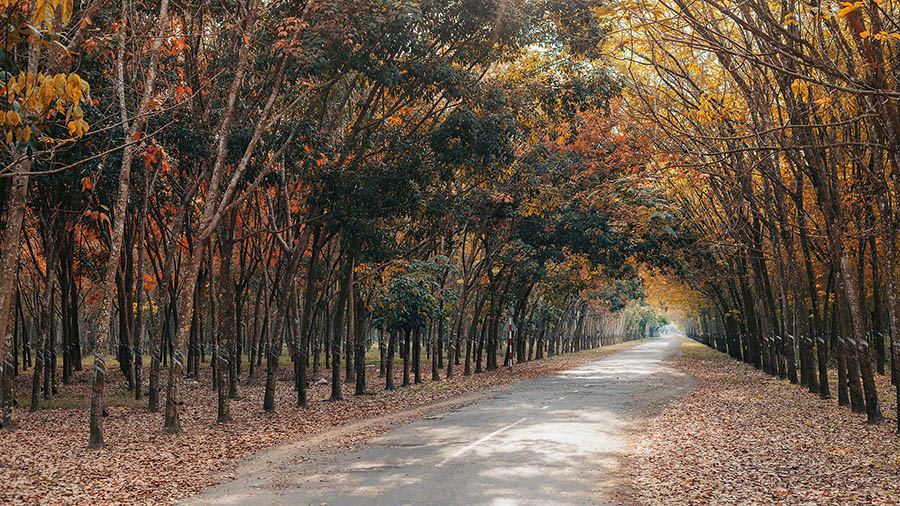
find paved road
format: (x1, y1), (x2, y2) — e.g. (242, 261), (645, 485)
(189, 333), (692, 506)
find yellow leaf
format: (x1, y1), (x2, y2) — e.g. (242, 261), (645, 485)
(791, 79), (801, 100)
(6, 110), (20, 126)
(67, 74), (84, 103)
(835, 1), (862, 19)
(61, 0), (73, 24)
(52, 73), (66, 96)
(33, 0), (47, 26)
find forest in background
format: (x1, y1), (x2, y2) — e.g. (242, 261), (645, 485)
(0, 0), (678, 453)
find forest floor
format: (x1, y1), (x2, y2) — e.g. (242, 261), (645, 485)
(625, 338), (900, 506)
(0, 340), (644, 505)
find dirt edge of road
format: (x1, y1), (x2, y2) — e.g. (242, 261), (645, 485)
(596, 337), (698, 506)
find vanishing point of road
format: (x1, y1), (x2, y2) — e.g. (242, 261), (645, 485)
(187, 333), (693, 506)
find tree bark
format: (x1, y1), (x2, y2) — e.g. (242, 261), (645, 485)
(330, 252), (352, 401)
(0, 170), (28, 429)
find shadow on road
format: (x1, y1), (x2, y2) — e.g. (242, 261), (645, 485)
(187, 335), (695, 506)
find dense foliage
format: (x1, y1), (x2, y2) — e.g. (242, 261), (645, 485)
(0, 0), (675, 449)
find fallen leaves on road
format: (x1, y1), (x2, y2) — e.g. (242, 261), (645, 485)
(627, 339), (900, 506)
(1, 341), (642, 505)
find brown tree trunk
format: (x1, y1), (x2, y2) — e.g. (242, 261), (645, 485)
(402, 328), (411, 387)
(297, 226), (322, 406)
(263, 290), (282, 413)
(91, 0), (171, 448)
(385, 329), (396, 391)
(330, 253), (352, 401)
(354, 294), (367, 395)
(133, 199), (148, 401)
(0, 171), (28, 428)
(345, 273), (355, 385)
(215, 216), (236, 422)
(413, 326), (422, 384)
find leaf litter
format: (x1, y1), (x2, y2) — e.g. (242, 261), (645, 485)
(626, 339), (900, 506)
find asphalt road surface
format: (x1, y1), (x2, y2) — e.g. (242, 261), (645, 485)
(188, 333), (692, 506)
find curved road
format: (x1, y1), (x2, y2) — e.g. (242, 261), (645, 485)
(187, 333), (692, 505)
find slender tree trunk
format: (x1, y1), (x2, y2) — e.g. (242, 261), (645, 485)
(92, 0), (171, 448)
(385, 329), (396, 391)
(263, 291), (282, 413)
(355, 295), (367, 395)
(869, 230), (885, 376)
(215, 218), (236, 422)
(432, 313), (442, 382)
(0, 171), (28, 428)
(414, 326), (422, 384)
(297, 226), (322, 406)
(133, 222), (147, 400)
(345, 274), (355, 385)
(465, 294), (485, 376)
(475, 316), (486, 374)
(330, 253), (352, 401)
(379, 329), (385, 378)
(44, 288), (58, 400)
(32, 236), (59, 409)
(148, 196), (193, 412)
(402, 328), (411, 387)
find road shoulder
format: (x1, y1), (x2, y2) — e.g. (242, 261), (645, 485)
(594, 336), (698, 505)
(623, 338), (900, 505)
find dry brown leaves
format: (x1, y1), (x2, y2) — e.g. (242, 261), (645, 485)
(0, 341), (640, 505)
(627, 339), (900, 506)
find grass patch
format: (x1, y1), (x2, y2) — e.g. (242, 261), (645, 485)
(679, 337), (731, 362)
(14, 377), (147, 410)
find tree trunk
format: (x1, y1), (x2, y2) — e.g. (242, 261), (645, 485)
(402, 328), (411, 387)
(0, 171), (28, 428)
(215, 217), (236, 422)
(330, 253), (353, 401)
(354, 295), (367, 395)
(385, 329), (396, 391)
(413, 326), (422, 384)
(92, 0), (171, 447)
(297, 226), (322, 407)
(263, 291), (281, 413)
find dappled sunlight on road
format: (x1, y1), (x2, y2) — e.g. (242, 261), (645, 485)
(186, 334), (695, 506)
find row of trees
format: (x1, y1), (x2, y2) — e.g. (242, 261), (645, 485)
(0, 0), (676, 449)
(614, 0), (900, 430)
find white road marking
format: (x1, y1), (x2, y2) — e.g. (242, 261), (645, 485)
(437, 418), (528, 466)
(541, 405), (549, 410)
